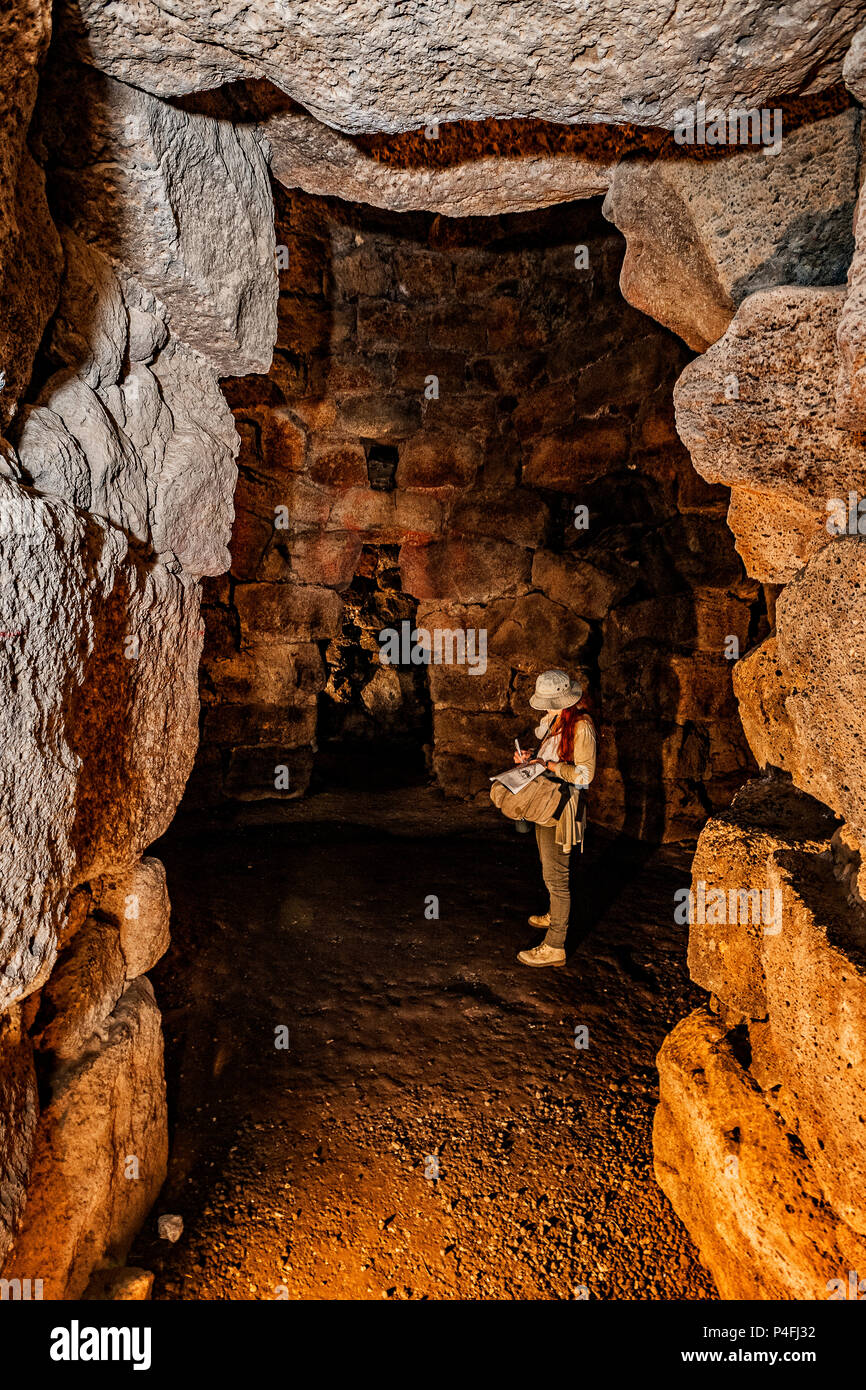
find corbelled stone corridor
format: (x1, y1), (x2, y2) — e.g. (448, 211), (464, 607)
(3, 0), (866, 1336)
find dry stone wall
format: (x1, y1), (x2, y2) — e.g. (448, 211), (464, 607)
(191, 186), (756, 841)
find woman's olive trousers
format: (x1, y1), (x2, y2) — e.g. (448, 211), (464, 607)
(534, 821), (571, 949)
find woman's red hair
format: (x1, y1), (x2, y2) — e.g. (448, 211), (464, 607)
(555, 693), (596, 764)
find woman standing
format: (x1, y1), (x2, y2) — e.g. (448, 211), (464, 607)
(513, 669), (597, 968)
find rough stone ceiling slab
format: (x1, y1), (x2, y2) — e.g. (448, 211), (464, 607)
(66, 0), (862, 135)
(245, 84), (666, 214)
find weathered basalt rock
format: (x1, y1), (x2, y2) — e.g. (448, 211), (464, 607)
(0, 483), (203, 1012)
(16, 228), (240, 578)
(603, 103), (859, 352)
(33, 917), (127, 1063)
(0, 0), (62, 430)
(65, 0), (859, 133)
(94, 857), (171, 982)
(763, 847), (866, 1236)
(655, 1006), (866, 1300)
(2, 977), (168, 1300)
(0, 1006), (38, 1267)
(835, 165), (866, 428)
(36, 58), (277, 378)
(256, 88), (661, 216)
(734, 538), (866, 838)
(675, 286), (866, 583)
(687, 777), (839, 1016)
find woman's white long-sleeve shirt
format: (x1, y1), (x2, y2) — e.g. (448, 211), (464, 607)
(535, 713), (597, 788)
(534, 713), (597, 851)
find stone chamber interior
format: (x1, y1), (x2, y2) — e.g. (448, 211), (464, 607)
(3, 2), (866, 1313)
(189, 187), (762, 838)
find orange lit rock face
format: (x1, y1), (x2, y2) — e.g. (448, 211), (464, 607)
(686, 779), (838, 1018)
(0, 0), (61, 432)
(0, 1007), (38, 1268)
(735, 540), (866, 838)
(656, 784), (866, 1295)
(655, 1006), (866, 1301)
(4, 977), (168, 1300)
(675, 286), (866, 584)
(191, 188), (754, 838)
(652, 59), (866, 1289)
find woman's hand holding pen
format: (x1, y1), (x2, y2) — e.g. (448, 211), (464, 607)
(513, 739), (536, 765)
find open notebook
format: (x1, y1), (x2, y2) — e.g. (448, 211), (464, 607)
(489, 761), (547, 793)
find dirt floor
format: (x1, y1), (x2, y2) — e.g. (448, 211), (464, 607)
(130, 788), (717, 1301)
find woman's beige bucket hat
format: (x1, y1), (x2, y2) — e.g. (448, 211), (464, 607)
(529, 668), (584, 711)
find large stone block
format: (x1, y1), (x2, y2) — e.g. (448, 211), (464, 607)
(39, 59), (277, 377)
(235, 581), (343, 643)
(674, 287), (866, 583)
(1, 977), (168, 1300)
(94, 857), (171, 981)
(0, 147), (63, 431)
(761, 847), (866, 1236)
(201, 700), (317, 751)
(687, 778), (838, 1016)
(450, 493), (549, 548)
(0, 1006), (38, 1268)
(733, 635), (799, 776)
(395, 433), (481, 490)
(736, 540), (866, 838)
(486, 593), (592, 673)
(68, 0), (856, 134)
(224, 744), (315, 801)
(16, 231), (240, 579)
(33, 917), (126, 1063)
(0, 0), (61, 428)
(428, 657), (511, 712)
(725, 486), (828, 587)
(523, 419), (631, 490)
(268, 531), (363, 589)
(147, 339), (240, 576)
(0, 483), (202, 1010)
(399, 540), (530, 604)
(258, 90), (661, 216)
(601, 647), (737, 724)
(433, 708), (524, 764)
(432, 751), (497, 802)
(604, 588), (752, 658)
(532, 548), (634, 619)
(603, 105), (859, 351)
(837, 32), (866, 425)
(203, 641), (324, 709)
(655, 1006), (866, 1300)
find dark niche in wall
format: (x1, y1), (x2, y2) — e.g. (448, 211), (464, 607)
(315, 543), (433, 790)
